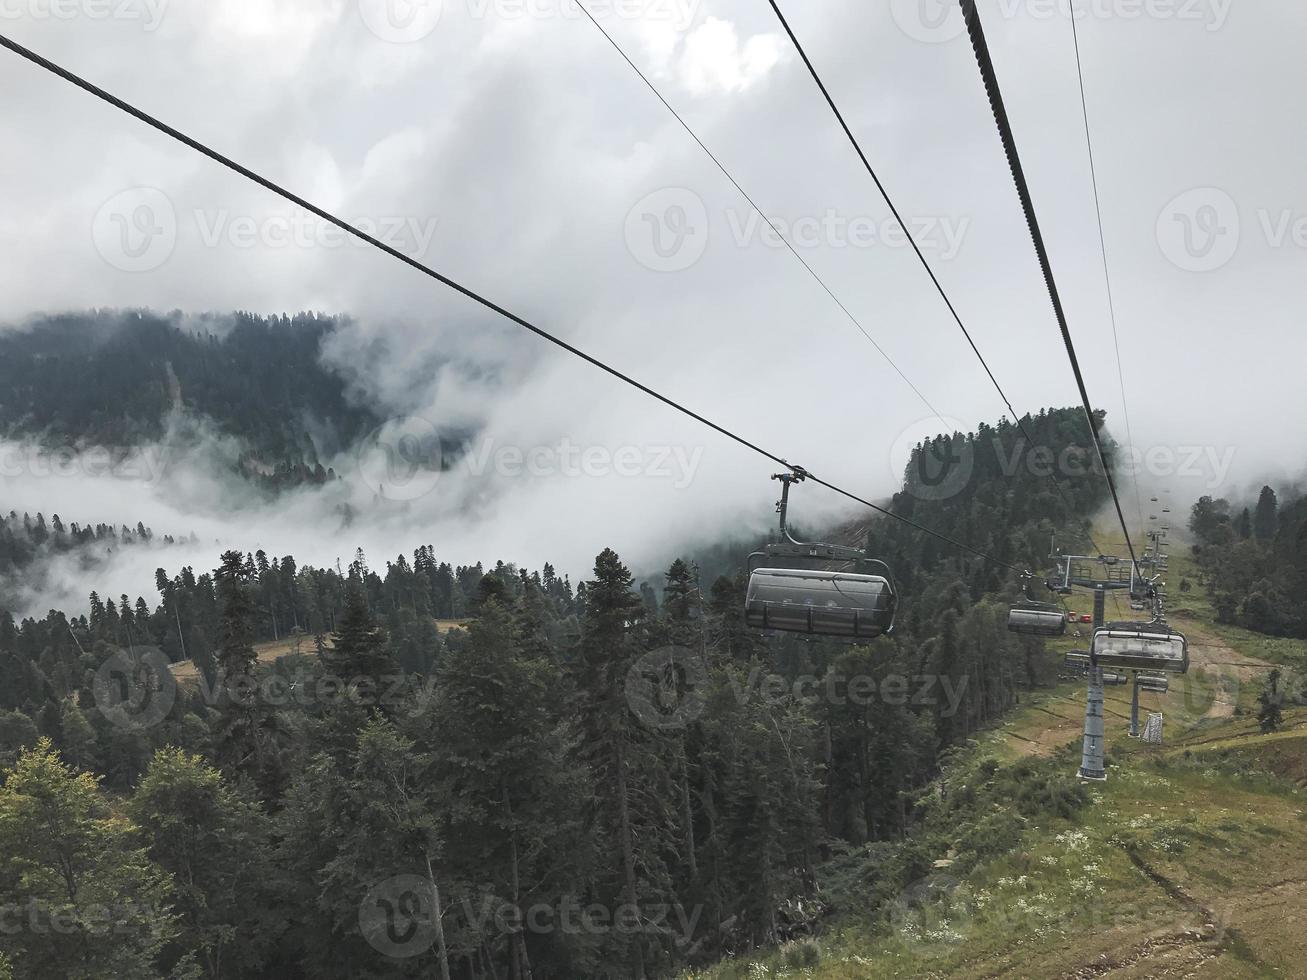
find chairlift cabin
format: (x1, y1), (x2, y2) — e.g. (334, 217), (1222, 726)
(1091, 622), (1189, 674)
(1007, 604), (1068, 636)
(745, 471), (897, 641)
(1006, 571), (1067, 636)
(1137, 673), (1170, 694)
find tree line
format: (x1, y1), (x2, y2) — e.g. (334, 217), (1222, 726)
(0, 407), (1109, 979)
(0, 310), (383, 492)
(1189, 485), (1307, 636)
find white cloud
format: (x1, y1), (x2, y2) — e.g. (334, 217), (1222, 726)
(677, 17), (783, 96)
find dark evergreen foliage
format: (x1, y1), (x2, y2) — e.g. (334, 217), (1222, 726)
(0, 407), (1137, 978)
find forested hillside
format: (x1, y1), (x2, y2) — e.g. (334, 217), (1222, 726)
(0, 510), (189, 614)
(0, 407), (1112, 979)
(1189, 486), (1307, 636)
(0, 310), (381, 489)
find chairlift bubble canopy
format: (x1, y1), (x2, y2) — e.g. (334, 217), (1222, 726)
(745, 567), (896, 639)
(745, 470), (898, 641)
(1007, 604), (1068, 637)
(1091, 622), (1189, 674)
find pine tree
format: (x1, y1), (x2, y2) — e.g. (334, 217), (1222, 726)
(323, 574), (395, 684)
(1254, 485), (1279, 541)
(419, 601), (590, 979)
(215, 550), (257, 681)
(1258, 669), (1284, 734)
(573, 548), (669, 979)
(129, 748), (275, 979)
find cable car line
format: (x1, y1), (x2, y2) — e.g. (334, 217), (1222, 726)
(0, 32), (1026, 577)
(573, 2), (950, 430)
(1069, 5), (1146, 534)
(957, 0), (1141, 572)
(765, 0), (1104, 560)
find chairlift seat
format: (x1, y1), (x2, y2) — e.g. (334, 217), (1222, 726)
(745, 567), (895, 640)
(1091, 623), (1189, 674)
(1137, 673), (1170, 694)
(1007, 604), (1068, 637)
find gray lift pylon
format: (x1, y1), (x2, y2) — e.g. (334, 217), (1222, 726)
(1079, 667), (1107, 781)
(1129, 672), (1141, 738)
(1079, 586), (1110, 779)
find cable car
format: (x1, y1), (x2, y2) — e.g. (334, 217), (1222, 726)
(1007, 605), (1067, 636)
(1090, 622), (1189, 674)
(1007, 573), (1067, 636)
(745, 470), (897, 640)
(1137, 673), (1170, 694)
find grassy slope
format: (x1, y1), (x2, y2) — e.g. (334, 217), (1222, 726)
(689, 537), (1307, 979)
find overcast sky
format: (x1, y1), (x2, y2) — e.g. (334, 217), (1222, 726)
(0, 0), (1302, 609)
